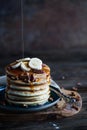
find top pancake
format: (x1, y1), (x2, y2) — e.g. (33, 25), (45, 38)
(6, 62), (50, 85)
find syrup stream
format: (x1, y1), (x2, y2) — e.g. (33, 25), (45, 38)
(21, 0), (24, 58)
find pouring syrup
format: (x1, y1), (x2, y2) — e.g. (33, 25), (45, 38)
(21, 0), (24, 58)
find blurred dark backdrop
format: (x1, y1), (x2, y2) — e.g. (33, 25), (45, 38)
(0, 0), (87, 75)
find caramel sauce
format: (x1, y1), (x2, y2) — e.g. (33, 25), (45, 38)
(6, 63), (50, 83)
(6, 63), (49, 74)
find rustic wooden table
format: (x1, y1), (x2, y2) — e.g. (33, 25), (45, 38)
(0, 62), (87, 130)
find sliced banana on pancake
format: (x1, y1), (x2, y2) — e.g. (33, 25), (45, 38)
(29, 58), (42, 70)
(21, 62), (30, 71)
(16, 57), (31, 62)
(11, 62), (22, 69)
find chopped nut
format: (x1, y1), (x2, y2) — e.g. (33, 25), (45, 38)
(49, 97), (53, 101)
(76, 96), (80, 101)
(72, 87), (78, 91)
(71, 104), (79, 111)
(69, 92), (75, 96)
(11, 76), (17, 80)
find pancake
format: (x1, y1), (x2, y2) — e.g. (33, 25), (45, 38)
(7, 77), (49, 86)
(6, 86), (49, 97)
(5, 57), (51, 106)
(6, 62), (50, 85)
(6, 91), (50, 101)
(6, 97), (49, 106)
(7, 83), (50, 91)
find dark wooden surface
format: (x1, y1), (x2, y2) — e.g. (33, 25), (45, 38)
(0, 62), (87, 130)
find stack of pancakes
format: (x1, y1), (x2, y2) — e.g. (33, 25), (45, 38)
(5, 58), (51, 106)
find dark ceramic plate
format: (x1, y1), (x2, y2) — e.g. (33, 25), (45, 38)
(0, 85), (60, 112)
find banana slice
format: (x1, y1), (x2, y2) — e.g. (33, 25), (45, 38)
(11, 62), (21, 69)
(29, 58), (42, 70)
(21, 62), (30, 71)
(16, 57), (31, 62)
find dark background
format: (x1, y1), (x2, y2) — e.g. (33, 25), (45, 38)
(0, 2), (87, 129)
(0, 0), (87, 75)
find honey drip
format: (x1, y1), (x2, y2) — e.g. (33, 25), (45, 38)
(21, 0), (24, 58)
